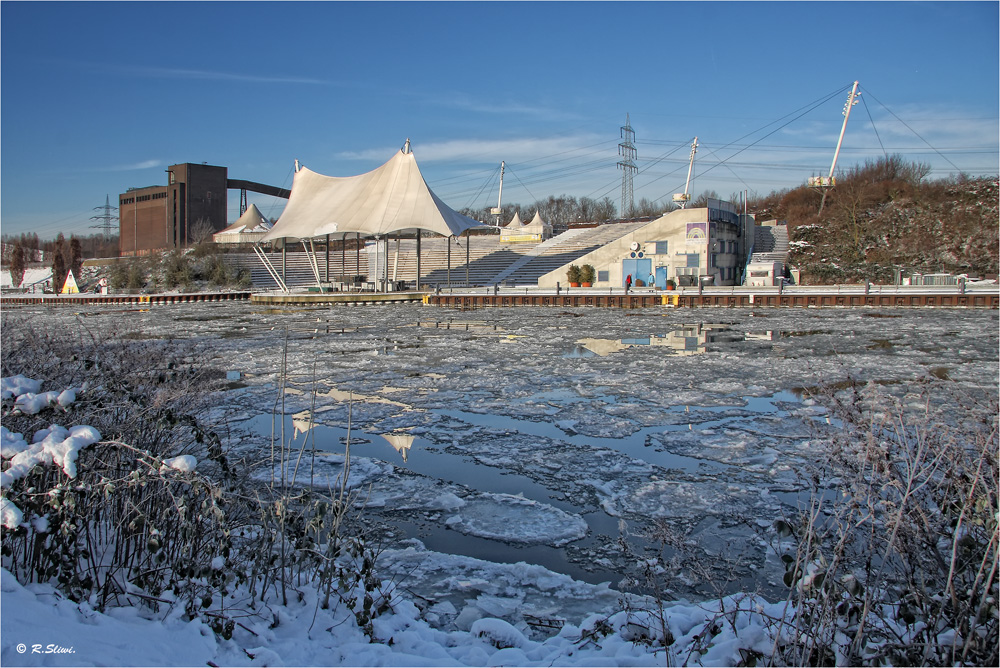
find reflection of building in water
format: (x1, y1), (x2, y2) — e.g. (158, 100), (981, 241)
(577, 324), (752, 357)
(413, 320), (500, 333)
(380, 432), (415, 462)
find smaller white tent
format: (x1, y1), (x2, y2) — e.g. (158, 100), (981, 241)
(526, 211), (552, 236)
(501, 210), (551, 242)
(503, 212), (523, 229)
(214, 204), (272, 244)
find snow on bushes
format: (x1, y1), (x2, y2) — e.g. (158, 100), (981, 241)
(1, 377), (101, 528)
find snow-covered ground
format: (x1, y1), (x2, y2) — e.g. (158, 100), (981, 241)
(0, 267), (52, 289)
(2, 302), (997, 665)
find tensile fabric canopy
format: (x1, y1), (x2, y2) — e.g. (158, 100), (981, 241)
(262, 146), (483, 242)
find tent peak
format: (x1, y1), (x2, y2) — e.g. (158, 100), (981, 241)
(402, 138), (411, 154)
(262, 146), (485, 243)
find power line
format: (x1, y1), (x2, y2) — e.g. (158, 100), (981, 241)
(463, 163), (502, 211)
(859, 86), (965, 173)
(860, 94), (888, 159)
(504, 166), (540, 207)
(651, 83), (854, 204)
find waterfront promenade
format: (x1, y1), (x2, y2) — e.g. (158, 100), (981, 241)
(2, 284), (996, 309)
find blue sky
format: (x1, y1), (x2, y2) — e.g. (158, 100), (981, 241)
(2, 1), (997, 239)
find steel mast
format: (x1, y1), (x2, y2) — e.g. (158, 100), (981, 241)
(816, 80), (860, 214)
(491, 161), (505, 227)
(617, 114), (637, 218)
(90, 194), (119, 239)
(674, 137), (698, 209)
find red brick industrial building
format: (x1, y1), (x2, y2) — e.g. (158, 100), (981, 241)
(119, 163), (288, 256)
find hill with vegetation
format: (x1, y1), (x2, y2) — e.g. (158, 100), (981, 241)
(747, 156), (998, 285)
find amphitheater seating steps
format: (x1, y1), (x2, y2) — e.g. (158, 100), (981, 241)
(226, 221), (654, 289)
(498, 222), (648, 285)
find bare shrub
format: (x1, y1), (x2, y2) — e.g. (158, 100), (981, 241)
(770, 379), (998, 666)
(1, 313), (393, 641)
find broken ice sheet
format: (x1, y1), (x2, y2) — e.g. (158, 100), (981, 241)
(12, 302), (998, 611)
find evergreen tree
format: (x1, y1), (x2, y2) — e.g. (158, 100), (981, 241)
(51, 234), (66, 293)
(10, 241), (26, 288)
(70, 237), (84, 283)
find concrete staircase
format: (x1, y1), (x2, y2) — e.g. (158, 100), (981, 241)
(227, 221), (652, 289)
(497, 222), (648, 285)
(488, 228), (590, 285)
(750, 224), (789, 265)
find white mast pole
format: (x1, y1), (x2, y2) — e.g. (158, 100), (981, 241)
(820, 81), (860, 214)
(496, 161), (505, 227)
(682, 137), (698, 209)
(829, 81), (859, 181)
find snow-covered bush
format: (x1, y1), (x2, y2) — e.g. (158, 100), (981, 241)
(770, 379), (998, 666)
(1, 312), (391, 644)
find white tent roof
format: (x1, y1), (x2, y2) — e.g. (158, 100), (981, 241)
(219, 203), (272, 235)
(503, 212), (523, 229)
(527, 210), (550, 229)
(262, 148), (483, 242)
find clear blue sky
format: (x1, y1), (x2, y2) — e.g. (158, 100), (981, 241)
(2, 1), (997, 239)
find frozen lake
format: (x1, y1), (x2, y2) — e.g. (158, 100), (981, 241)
(14, 302), (998, 629)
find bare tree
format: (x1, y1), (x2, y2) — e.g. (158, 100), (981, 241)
(594, 196), (617, 221)
(692, 190), (720, 208)
(634, 197), (664, 218)
(189, 218), (217, 245)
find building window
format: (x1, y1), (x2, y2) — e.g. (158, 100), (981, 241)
(686, 253), (699, 268)
(168, 171), (175, 185)
(598, 270), (609, 282)
(655, 241), (668, 255)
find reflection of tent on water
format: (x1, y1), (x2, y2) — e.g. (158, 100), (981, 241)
(379, 432), (415, 462)
(259, 140), (485, 292)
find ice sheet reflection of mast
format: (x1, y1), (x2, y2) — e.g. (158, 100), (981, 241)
(380, 432), (415, 462)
